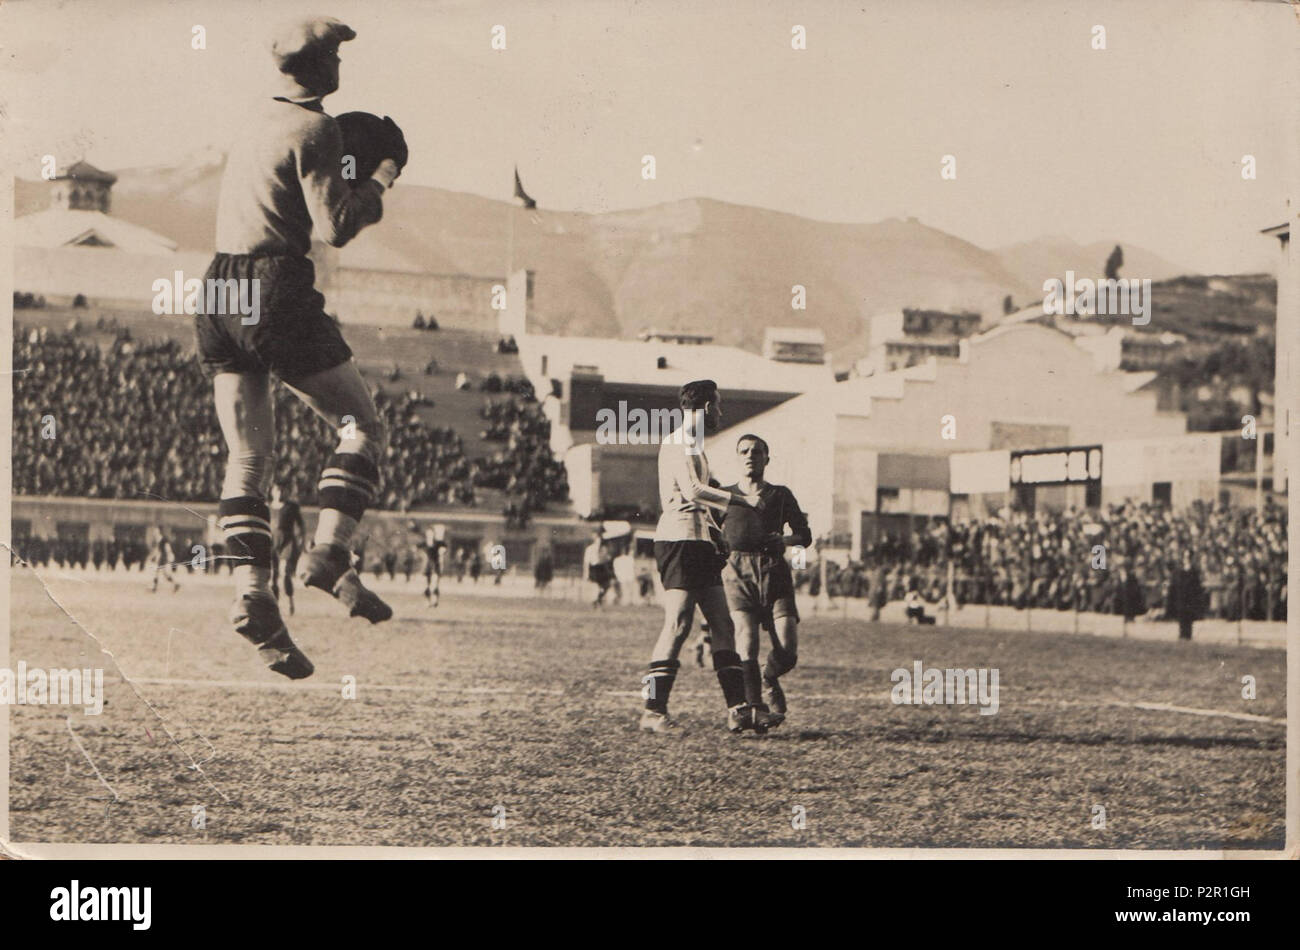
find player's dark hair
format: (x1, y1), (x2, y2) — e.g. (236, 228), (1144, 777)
(736, 433), (769, 456)
(679, 379), (717, 412)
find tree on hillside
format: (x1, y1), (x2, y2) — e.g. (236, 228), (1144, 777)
(1105, 245), (1124, 280)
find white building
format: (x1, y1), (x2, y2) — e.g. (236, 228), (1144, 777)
(14, 159), (202, 308)
(710, 322), (1188, 553)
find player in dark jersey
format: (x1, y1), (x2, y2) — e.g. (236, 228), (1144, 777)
(270, 485), (306, 615)
(718, 434), (812, 725)
(410, 521), (448, 607)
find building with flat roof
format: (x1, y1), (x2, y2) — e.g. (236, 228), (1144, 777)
(855, 307), (982, 375)
(709, 321), (1188, 554)
(762, 326), (826, 364)
(512, 286), (836, 518)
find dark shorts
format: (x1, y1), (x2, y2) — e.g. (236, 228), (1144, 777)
(654, 540), (723, 591)
(723, 551), (799, 621)
(587, 563), (613, 589)
(194, 253), (352, 384)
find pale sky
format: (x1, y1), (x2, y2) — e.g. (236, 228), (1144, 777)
(1, 0), (1295, 273)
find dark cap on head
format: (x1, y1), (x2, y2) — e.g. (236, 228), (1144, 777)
(678, 379), (717, 412)
(270, 16), (355, 73)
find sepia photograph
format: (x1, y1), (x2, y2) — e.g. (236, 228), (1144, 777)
(0, 0), (1295, 874)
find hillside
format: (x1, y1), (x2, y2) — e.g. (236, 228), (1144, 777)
(1142, 274), (1276, 340)
(1140, 274), (1277, 432)
(18, 152), (1193, 366)
(994, 236), (1186, 292)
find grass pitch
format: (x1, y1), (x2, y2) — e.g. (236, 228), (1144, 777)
(6, 567), (1285, 849)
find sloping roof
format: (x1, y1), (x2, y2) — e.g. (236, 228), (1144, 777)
(723, 323), (1171, 441)
(993, 302), (1053, 327)
(1118, 370), (1158, 393)
(15, 208), (177, 254)
(59, 160), (118, 184)
(964, 319), (1070, 348)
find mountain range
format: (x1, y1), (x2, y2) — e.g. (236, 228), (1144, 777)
(16, 152), (1189, 365)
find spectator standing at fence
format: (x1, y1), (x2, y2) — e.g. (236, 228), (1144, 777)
(533, 547), (554, 593)
(1117, 561), (1146, 623)
(1166, 549), (1206, 641)
(869, 565), (887, 621)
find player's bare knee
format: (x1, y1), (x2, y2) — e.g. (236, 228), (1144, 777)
(222, 449), (274, 499)
(668, 612), (693, 643)
(337, 415), (387, 466)
(707, 622), (736, 653)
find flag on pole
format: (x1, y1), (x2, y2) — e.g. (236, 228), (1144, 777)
(513, 167), (537, 209)
(513, 167), (542, 227)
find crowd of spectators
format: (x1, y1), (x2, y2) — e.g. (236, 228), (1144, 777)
(805, 500), (1287, 622)
(14, 329), (227, 500)
(479, 372), (533, 397)
(14, 326), (569, 516)
(475, 396), (569, 515)
(11, 532), (242, 575)
(13, 291), (48, 309)
(10, 536), (150, 572)
(271, 383), (481, 510)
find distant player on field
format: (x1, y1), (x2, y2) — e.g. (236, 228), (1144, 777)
(412, 521), (447, 608)
(195, 17), (406, 678)
(270, 484), (305, 615)
(148, 525), (181, 594)
(584, 529), (614, 608)
(718, 435), (811, 724)
(640, 380), (779, 735)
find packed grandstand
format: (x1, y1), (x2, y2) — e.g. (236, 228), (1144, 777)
(813, 499), (1286, 620)
(11, 305), (1288, 620)
(13, 316), (568, 515)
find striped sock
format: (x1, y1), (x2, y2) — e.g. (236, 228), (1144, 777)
(314, 451), (379, 551)
(644, 658), (679, 713)
(219, 496), (273, 598)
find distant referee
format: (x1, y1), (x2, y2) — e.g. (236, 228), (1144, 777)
(640, 381), (780, 735)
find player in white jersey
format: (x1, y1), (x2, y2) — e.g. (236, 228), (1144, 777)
(640, 380), (781, 735)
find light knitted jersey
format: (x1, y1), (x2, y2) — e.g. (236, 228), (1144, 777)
(215, 97), (384, 256)
(654, 431), (731, 543)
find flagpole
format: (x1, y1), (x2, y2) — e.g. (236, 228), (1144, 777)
(506, 202), (514, 276)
